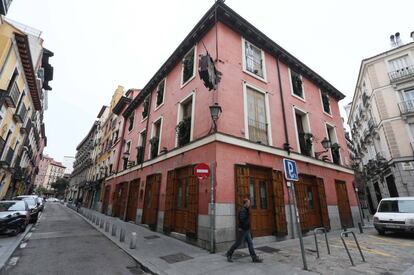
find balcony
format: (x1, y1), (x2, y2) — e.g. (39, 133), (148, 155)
(398, 100), (414, 115)
(248, 118), (268, 145)
(20, 119), (32, 135)
(13, 104), (27, 124)
(388, 65), (414, 83)
(0, 84), (20, 108)
(136, 146), (144, 165)
(0, 148), (15, 168)
(298, 132), (313, 157)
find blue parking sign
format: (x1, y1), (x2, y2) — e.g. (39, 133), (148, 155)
(283, 159), (298, 181)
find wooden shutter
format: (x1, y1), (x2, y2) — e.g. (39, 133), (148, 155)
(185, 167), (198, 238)
(149, 174), (161, 229)
(235, 165), (250, 212)
(272, 170), (287, 236)
(317, 177), (330, 230)
(294, 175), (307, 231)
(164, 170), (175, 233)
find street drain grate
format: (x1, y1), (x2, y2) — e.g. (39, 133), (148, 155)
(256, 246), (280, 254)
(306, 248), (317, 253)
(126, 265), (144, 275)
(160, 253), (193, 264)
(144, 235), (160, 240)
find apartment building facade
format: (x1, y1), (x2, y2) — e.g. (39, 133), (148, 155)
(0, 18), (52, 199)
(348, 35), (414, 211)
(89, 2), (358, 251)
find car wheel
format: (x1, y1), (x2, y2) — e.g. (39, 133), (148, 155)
(377, 229), (386, 235)
(20, 223), (27, 232)
(8, 228), (19, 236)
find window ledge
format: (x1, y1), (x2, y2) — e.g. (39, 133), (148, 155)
(242, 69), (267, 84)
(323, 111), (333, 118)
(292, 93), (306, 102)
(140, 117), (148, 123)
(154, 102), (164, 111)
(180, 74), (196, 89)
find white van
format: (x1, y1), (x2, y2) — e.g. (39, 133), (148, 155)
(373, 197), (414, 235)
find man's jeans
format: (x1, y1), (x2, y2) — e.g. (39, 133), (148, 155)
(227, 229), (257, 259)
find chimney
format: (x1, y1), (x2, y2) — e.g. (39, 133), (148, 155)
(395, 32), (403, 46)
(390, 34), (396, 48)
(411, 31), (414, 42)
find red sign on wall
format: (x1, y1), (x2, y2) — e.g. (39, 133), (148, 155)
(194, 163), (210, 180)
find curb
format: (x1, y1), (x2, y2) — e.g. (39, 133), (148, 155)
(67, 205), (164, 275)
(0, 223), (34, 274)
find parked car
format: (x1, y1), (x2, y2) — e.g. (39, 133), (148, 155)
(13, 196), (41, 223)
(0, 200), (30, 236)
(374, 197), (414, 235)
(17, 195), (44, 212)
(46, 197), (59, 202)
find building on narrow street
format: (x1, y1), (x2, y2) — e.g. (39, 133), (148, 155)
(34, 155), (65, 190)
(0, 17), (52, 199)
(348, 32), (414, 211)
(85, 1), (359, 251)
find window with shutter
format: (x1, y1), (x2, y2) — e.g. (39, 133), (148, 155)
(247, 86), (268, 144)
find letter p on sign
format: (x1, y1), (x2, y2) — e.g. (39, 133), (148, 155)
(283, 158), (298, 181)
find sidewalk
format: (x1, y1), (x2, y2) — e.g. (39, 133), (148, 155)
(74, 206), (312, 275)
(73, 206), (414, 275)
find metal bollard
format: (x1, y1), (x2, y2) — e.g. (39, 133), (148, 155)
(119, 228), (126, 242)
(100, 219), (104, 228)
(95, 217), (100, 226)
(129, 232), (137, 249)
(111, 224), (117, 236)
(358, 222), (363, 234)
(105, 222), (110, 232)
(92, 215), (95, 223)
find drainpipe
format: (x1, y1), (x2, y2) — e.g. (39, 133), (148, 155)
(275, 57), (291, 153)
(141, 91), (153, 170)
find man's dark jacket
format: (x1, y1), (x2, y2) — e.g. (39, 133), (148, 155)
(238, 206), (250, 230)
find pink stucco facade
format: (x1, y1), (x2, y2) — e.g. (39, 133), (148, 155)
(102, 12), (356, 250)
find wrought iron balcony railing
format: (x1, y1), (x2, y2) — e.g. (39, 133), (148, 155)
(0, 84), (20, 108)
(13, 104), (27, 124)
(388, 65), (414, 83)
(398, 100), (414, 115)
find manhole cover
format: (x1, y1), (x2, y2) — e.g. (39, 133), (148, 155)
(160, 253), (193, 264)
(232, 251), (250, 259)
(126, 265), (144, 275)
(256, 246), (280, 254)
(144, 235), (160, 240)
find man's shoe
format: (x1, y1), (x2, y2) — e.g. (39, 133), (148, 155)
(226, 254), (233, 262)
(252, 256), (263, 263)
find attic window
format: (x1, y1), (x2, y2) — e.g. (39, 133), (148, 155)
(244, 40), (264, 79)
(181, 47), (195, 86)
(321, 91), (331, 115)
(156, 79), (165, 107)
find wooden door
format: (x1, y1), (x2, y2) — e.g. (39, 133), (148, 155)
(174, 177), (188, 234)
(113, 182), (128, 218)
(126, 179), (140, 222)
(272, 170), (287, 236)
(335, 180), (353, 228)
(248, 167), (274, 237)
(102, 185), (111, 214)
(163, 170), (175, 233)
(184, 174), (198, 238)
(142, 174), (161, 230)
(294, 175), (323, 231)
(235, 165), (277, 237)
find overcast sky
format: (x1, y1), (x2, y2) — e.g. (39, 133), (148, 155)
(6, 0), (414, 163)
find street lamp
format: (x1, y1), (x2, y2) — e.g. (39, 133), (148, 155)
(209, 103), (222, 132)
(315, 137), (332, 159)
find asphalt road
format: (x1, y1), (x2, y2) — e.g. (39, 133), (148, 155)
(4, 203), (145, 275)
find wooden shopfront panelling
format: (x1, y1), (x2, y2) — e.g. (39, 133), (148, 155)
(142, 174), (161, 230)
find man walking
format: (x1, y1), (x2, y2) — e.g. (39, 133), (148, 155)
(226, 197), (262, 263)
